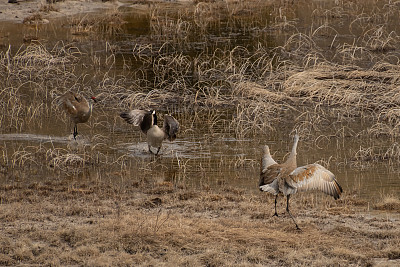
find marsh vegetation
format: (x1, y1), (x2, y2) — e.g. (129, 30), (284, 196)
(1, 0), (400, 265)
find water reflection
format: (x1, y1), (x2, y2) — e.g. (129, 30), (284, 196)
(0, 133), (69, 143)
(1, 119), (399, 199)
(116, 140), (207, 159)
(1, 1), (400, 200)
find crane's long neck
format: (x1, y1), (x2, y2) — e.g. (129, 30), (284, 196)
(283, 134), (299, 171)
(88, 97), (97, 117)
(262, 145), (276, 171)
(88, 101), (93, 116)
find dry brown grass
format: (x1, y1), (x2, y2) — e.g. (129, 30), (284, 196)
(22, 13), (47, 25)
(0, 178), (399, 266)
(374, 195), (400, 212)
(1, 1), (400, 264)
(68, 11), (126, 37)
(2, 0), (400, 156)
(2, 1), (400, 147)
(39, 3), (60, 13)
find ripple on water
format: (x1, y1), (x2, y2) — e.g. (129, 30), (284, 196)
(0, 133), (93, 146)
(114, 140), (219, 159)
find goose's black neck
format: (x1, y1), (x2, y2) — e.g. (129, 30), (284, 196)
(152, 110), (157, 125)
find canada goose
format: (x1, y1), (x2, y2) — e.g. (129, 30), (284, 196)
(59, 91), (96, 140)
(120, 109), (179, 155)
(259, 134), (343, 230)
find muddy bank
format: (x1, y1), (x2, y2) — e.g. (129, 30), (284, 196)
(0, 0), (126, 23)
(0, 0), (192, 23)
(1, 178), (399, 266)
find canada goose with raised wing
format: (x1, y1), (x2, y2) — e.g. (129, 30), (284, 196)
(259, 134), (343, 230)
(120, 109), (179, 155)
(59, 91), (96, 140)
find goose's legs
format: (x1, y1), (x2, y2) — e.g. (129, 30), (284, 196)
(148, 145), (161, 155)
(286, 195), (301, 230)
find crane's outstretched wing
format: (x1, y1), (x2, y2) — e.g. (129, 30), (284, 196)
(120, 110), (153, 134)
(163, 115), (179, 141)
(286, 163), (343, 199)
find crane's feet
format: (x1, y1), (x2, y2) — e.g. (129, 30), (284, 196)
(272, 212), (279, 217)
(73, 126), (78, 140)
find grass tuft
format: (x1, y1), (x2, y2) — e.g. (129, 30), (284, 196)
(374, 195), (400, 211)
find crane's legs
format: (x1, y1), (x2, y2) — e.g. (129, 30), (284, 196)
(148, 145), (154, 154)
(73, 125), (78, 140)
(155, 147), (161, 155)
(273, 195), (279, 217)
(286, 195), (301, 230)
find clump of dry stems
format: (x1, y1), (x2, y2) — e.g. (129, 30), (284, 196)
(68, 11), (126, 37)
(1, 1), (400, 265)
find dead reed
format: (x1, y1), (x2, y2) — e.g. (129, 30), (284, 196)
(67, 11), (126, 37)
(1, 1), (400, 264)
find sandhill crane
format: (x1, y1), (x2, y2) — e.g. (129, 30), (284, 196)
(59, 91), (96, 140)
(259, 134), (343, 230)
(120, 109), (179, 155)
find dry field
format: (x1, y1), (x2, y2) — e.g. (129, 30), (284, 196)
(1, 0), (400, 266)
(1, 177), (400, 266)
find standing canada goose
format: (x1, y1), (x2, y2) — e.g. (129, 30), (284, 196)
(259, 133), (343, 230)
(120, 109), (179, 155)
(59, 91), (96, 140)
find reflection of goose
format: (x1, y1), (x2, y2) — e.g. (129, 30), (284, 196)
(59, 92), (96, 140)
(120, 110), (179, 155)
(259, 134), (343, 230)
